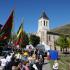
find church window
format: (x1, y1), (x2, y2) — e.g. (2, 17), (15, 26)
(49, 35), (50, 41)
(40, 21), (42, 26)
(47, 35), (48, 43)
(46, 21), (47, 26)
(44, 21), (45, 26)
(41, 31), (44, 41)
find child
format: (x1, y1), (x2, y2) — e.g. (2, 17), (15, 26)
(53, 60), (59, 70)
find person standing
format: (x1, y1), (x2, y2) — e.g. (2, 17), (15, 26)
(0, 56), (7, 70)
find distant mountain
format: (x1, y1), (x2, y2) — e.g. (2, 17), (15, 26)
(51, 24), (70, 35)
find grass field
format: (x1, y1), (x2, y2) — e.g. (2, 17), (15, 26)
(50, 54), (70, 70)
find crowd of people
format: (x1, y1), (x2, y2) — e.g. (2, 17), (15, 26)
(0, 48), (46, 70)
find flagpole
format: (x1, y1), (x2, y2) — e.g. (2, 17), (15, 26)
(11, 0), (15, 48)
(21, 18), (24, 30)
(12, 0), (15, 35)
(20, 19), (24, 49)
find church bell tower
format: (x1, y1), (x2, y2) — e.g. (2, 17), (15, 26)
(37, 11), (50, 44)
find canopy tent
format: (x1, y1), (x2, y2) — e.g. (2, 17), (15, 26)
(42, 42), (50, 51)
(36, 42), (50, 52)
(36, 44), (45, 52)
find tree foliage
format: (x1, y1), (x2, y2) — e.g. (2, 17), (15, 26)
(29, 35), (40, 47)
(20, 32), (29, 48)
(67, 37), (70, 48)
(56, 35), (69, 52)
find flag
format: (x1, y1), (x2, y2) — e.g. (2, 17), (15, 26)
(0, 11), (13, 41)
(15, 23), (23, 45)
(17, 23), (23, 38)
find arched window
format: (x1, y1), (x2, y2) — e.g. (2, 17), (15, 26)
(44, 21), (45, 26)
(46, 21), (47, 26)
(40, 21), (42, 26)
(49, 35), (50, 41)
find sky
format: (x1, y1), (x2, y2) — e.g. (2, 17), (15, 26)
(0, 0), (70, 33)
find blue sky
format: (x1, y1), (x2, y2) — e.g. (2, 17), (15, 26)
(0, 0), (70, 33)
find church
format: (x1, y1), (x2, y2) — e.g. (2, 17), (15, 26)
(35, 11), (59, 50)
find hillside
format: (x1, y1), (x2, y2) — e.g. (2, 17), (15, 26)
(51, 24), (70, 35)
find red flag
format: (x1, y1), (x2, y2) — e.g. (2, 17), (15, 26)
(0, 11), (13, 41)
(15, 38), (22, 46)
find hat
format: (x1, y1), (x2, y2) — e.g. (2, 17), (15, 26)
(24, 52), (28, 56)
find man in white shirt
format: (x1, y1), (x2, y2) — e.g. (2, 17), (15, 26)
(6, 54), (11, 62)
(0, 56), (7, 70)
(1, 58), (6, 67)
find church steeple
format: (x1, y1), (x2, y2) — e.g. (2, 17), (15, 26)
(38, 11), (49, 32)
(37, 11), (50, 44)
(40, 11), (49, 20)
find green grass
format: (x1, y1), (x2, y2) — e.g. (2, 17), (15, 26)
(50, 54), (70, 70)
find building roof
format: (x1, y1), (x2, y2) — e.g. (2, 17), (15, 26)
(47, 31), (70, 37)
(40, 11), (49, 20)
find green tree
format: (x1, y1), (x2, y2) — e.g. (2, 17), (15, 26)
(29, 35), (40, 47)
(67, 37), (70, 47)
(20, 32), (29, 48)
(66, 37), (70, 52)
(56, 35), (69, 53)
